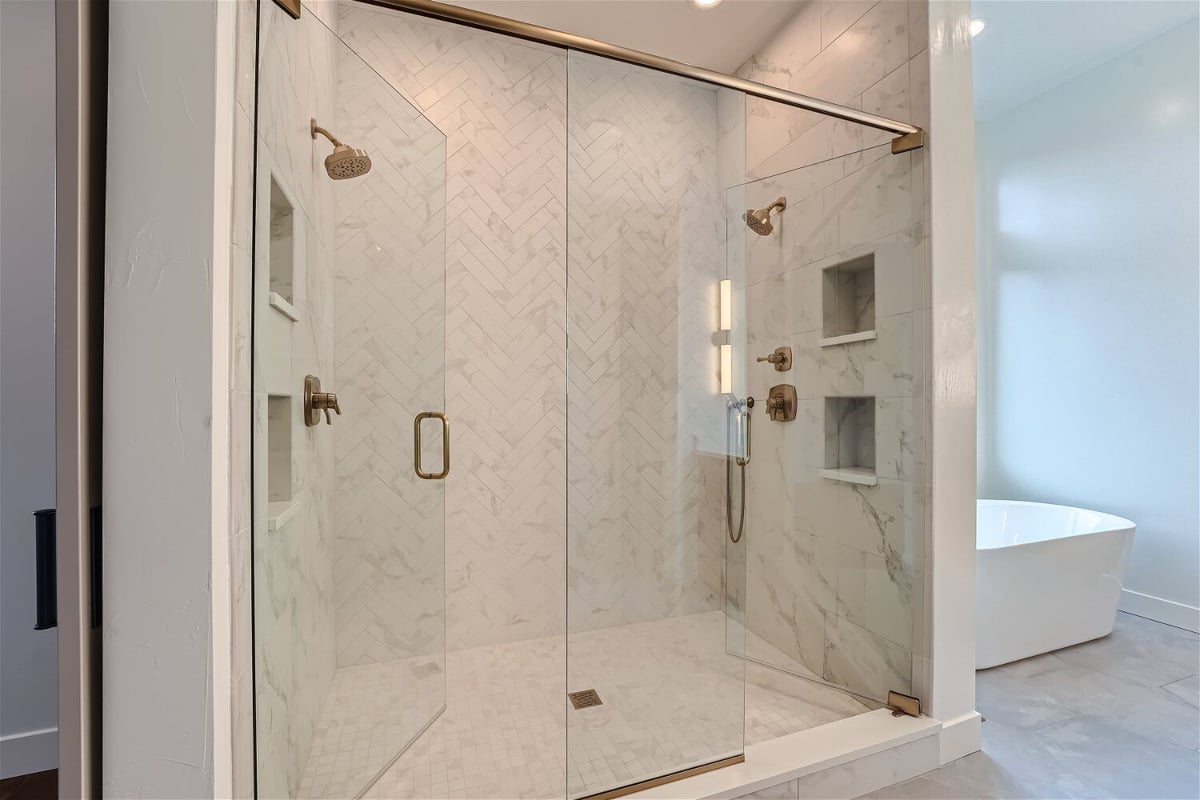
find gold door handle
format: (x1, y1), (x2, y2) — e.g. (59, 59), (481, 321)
(414, 411), (450, 480)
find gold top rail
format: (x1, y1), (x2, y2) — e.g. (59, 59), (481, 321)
(356, 0), (925, 150)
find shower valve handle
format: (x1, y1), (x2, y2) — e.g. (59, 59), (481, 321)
(303, 375), (342, 427)
(756, 346), (792, 371)
(316, 393), (341, 425)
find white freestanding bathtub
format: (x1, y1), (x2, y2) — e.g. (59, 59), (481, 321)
(976, 499), (1135, 669)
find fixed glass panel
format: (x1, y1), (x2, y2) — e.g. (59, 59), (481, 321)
(565, 50), (747, 799)
(731, 128), (928, 709)
(252, 5), (447, 799)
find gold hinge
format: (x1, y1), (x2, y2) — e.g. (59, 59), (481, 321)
(273, 0), (302, 19)
(887, 690), (921, 718)
(891, 129), (926, 154)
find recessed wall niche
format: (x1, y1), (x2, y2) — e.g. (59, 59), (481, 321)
(268, 176), (299, 321)
(821, 253), (875, 346)
(266, 394), (296, 528)
(820, 396), (877, 486)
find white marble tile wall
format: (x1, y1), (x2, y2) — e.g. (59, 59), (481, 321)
(250, 3), (342, 797)
(565, 53), (728, 631)
(732, 1), (933, 705)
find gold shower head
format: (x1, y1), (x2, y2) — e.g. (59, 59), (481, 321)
(743, 196), (787, 236)
(310, 118), (372, 180)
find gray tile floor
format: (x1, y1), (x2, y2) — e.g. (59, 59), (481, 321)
(861, 612), (1200, 800)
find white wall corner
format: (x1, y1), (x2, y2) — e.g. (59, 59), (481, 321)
(927, 0), (980, 754)
(210, 0), (238, 797)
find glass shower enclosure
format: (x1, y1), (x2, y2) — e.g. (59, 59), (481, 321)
(249, 2), (927, 799)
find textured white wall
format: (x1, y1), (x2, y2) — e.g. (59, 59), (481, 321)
(103, 0), (237, 795)
(976, 18), (1200, 629)
(0, 0), (59, 779)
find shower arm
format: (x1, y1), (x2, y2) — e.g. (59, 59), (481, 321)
(310, 120), (342, 147)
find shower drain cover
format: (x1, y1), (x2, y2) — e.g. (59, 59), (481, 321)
(568, 689), (603, 709)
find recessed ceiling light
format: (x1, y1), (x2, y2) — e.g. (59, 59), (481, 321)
(692, 0), (724, 9)
(970, 18), (988, 37)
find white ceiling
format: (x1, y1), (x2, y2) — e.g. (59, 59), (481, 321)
(450, 0), (805, 73)
(971, 0), (1200, 120)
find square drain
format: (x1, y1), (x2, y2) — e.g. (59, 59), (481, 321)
(568, 689), (603, 709)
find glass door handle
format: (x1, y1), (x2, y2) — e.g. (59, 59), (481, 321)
(414, 411), (450, 480)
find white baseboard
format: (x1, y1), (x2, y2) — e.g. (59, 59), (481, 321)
(0, 727), (57, 779)
(1120, 590), (1200, 633)
(937, 711), (982, 765)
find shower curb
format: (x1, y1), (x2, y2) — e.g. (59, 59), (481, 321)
(628, 709), (942, 800)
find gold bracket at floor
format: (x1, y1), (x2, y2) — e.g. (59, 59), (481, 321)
(887, 690), (922, 718)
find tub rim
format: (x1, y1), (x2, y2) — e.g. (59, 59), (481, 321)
(976, 498), (1136, 552)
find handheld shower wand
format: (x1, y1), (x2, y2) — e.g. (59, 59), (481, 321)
(726, 396), (754, 544)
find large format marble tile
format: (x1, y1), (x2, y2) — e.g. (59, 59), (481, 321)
(1050, 611), (1199, 689)
(1162, 674), (1200, 708)
(979, 658), (1199, 750)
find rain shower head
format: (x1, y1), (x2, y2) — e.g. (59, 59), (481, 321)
(311, 119), (372, 180)
(743, 196), (787, 236)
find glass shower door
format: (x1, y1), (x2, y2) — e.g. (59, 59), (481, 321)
(732, 127), (928, 712)
(564, 51), (748, 799)
(252, 7), (447, 799)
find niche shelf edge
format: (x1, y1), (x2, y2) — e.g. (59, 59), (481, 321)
(268, 291), (300, 322)
(819, 330), (877, 348)
(267, 497), (302, 531)
(818, 467), (879, 486)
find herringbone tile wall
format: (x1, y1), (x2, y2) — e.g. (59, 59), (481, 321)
(565, 53), (729, 632)
(334, 3), (733, 651)
(336, 2), (569, 651)
(331, 42), (448, 674)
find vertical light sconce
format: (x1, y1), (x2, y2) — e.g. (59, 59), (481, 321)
(716, 279), (733, 394)
(719, 278), (733, 331)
